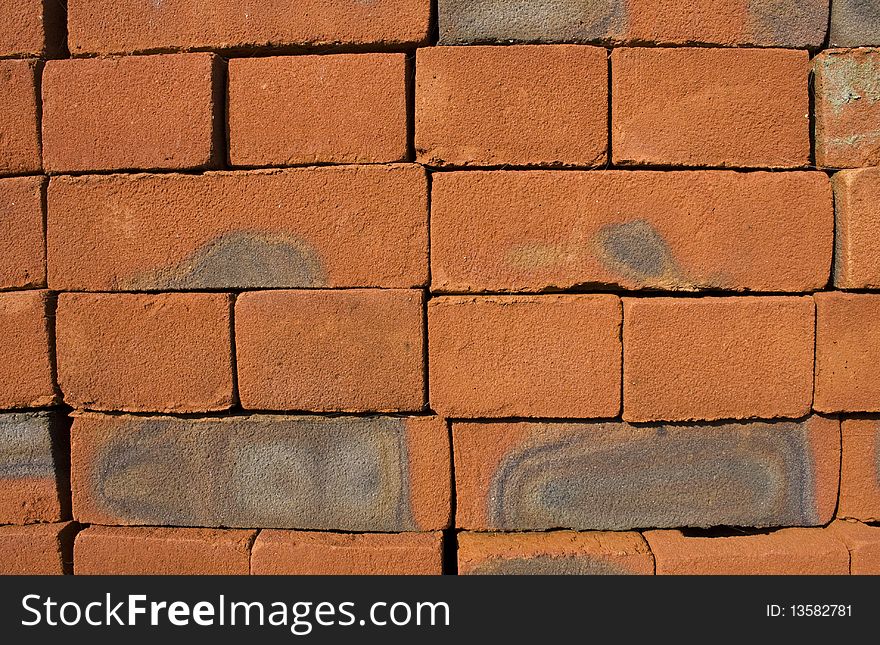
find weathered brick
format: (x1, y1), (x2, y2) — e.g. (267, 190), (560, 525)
(416, 45), (607, 167)
(67, 0), (431, 55)
(612, 47), (810, 168)
(428, 295), (621, 418)
(0, 176), (44, 290)
(827, 520), (880, 574)
(0, 290), (56, 409)
(814, 292), (880, 413)
(814, 49), (880, 169)
(431, 170), (832, 293)
(252, 531), (443, 575)
(0, 522), (76, 575)
(644, 528), (850, 575)
(229, 54), (407, 167)
(833, 168), (880, 288)
(71, 413), (450, 532)
(56, 293), (234, 413)
(453, 417), (839, 531)
(0, 59), (40, 176)
(75, 526), (255, 575)
(47, 166), (428, 291)
(0, 0), (65, 57)
(838, 419), (880, 521)
(830, 0), (880, 47)
(458, 531), (653, 575)
(623, 296), (814, 422)
(439, 0), (828, 48)
(42, 54), (222, 173)
(236, 290), (424, 413)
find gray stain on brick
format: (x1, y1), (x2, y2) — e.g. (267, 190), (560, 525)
(467, 555), (632, 575)
(487, 422), (821, 531)
(747, 0), (829, 48)
(830, 0), (880, 47)
(0, 412), (59, 479)
(595, 219), (682, 285)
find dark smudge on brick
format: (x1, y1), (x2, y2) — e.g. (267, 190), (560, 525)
(747, 0), (828, 47)
(467, 555), (632, 575)
(594, 219), (682, 284)
(0, 412), (59, 479)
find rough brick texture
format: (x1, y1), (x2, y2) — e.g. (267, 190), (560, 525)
(0, 0), (65, 57)
(0, 522), (76, 575)
(612, 47), (810, 168)
(0, 59), (41, 176)
(56, 293), (234, 413)
(833, 168), (880, 288)
(838, 419), (880, 522)
(416, 45), (608, 167)
(0, 290), (56, 409)
(453, 417), (839, 531)
(47, 166), (427, 291)
(0, 176), (45, 290)
(252, 531), (443, 575)
(42, 54), (222, 173)
(236, 289), (424, 412)
(828, 521), (880, 574)
(830, 0), (880, 47)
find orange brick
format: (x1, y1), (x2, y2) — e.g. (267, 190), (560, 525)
(612, 47), (810, 168)
(815, 292), (880, 413)
(42, 54), (222, 173)
(0, 0), (65, 57)
(0, 291), (56, 409)
(833, 168), (880, 288)
(0, 59), (40, 176)
(252, 531), (443, 575)
(56, 293), (234, 413)
(428, 295), (621, 418)
(838, 419), (880, 521)
(0, 176), (44, 290)
(623, 296), (814, 422)
(827, 521), (880, 574)
(644, 528), (850, 575)
(431, 170), (832, 293)
(0, 522), (76, 575)
(229, 54), (408, 167)
(236, 290), (424, 412)
(75, 526), (255, 575)
(416, 45), (607, 167)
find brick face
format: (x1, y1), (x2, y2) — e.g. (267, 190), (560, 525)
(0, 59), (41, 177)
(0, 0), (65, 57)
(0, 290), (56, 409)
(833, 168), (880, 288)
(838, 419), (880, 522)
(0, 522), (76, 575)
(0, 176), (45, 290)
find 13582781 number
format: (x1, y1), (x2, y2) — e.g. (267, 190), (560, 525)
(769, 605), (853, 617)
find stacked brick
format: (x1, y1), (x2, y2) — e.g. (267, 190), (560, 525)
(2, 0), (880, 576)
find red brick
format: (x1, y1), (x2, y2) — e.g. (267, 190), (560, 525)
(644, 528), (849, 575)
(416, 45), (607, 167)
(431, 170), (832, 293)
(42, 54), (222, 173)
(75, 526), (255, 575)
(47, 166), (428, 291)
(56, 293), (234, 413)
(252, 531), (443, 575)
(428, 295), (621, 418)
(0, 522), (76, 575)
(458, 531), (653, 575)
(612, 47), (810, 168)
(833, 169), (880, 288)
(0, 0), (65, 57)
(0, 59), (40, 176)
(814, 49), (880, 169)
(814, 292), (880, 413)
(67, 0), (431, 55)
(229, 54), (407, 167)
(0, 176), (44, 290)
(0, 290), (55, 409)
(827, 521), (880, 574)
(453, 417), (839, 531)
(623, 296), (814, 422)
(838, 419), (880, 521)
(236, 289), (424, 412)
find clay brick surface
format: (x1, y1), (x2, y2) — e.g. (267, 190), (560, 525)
(71, 413), (450, 532)
(833, 168), (880, 288)
(42, 53), (222, 173)
(229, 54), (407, 167)
(644, 528), (850, 575)
(814, 49), (880, 169)
(67, 0), (431, 55)
(0, 522), (76, 575)
(623, 296), (814, 422)
(830, 0), (880, 47)
(0, 290), (56, 409)
(814, 292), (880, 413)
(236, 289), (424, 413)
(827, 521), (880, 574)
(416, 45), (607, 167)
(0, 176), (44, 290)
(47, 166), (428, 291)
(0, 59), (40, 176)
(439, 0), (828, 48)
(56, 293), (234, 413)
(252, 530), (443, 575)
(453, 417), (839, 531)
(428, 295), (621, 418)
(838, 419), (880, 521)
(75, 526), (254, 575)
(612, 47), (810, 168)
(431, 170), (832, 293)
(0, 0), (65, 57)
(458, 531), (653, 575)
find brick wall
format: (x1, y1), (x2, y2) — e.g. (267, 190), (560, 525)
(2, 0), (880, 576)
